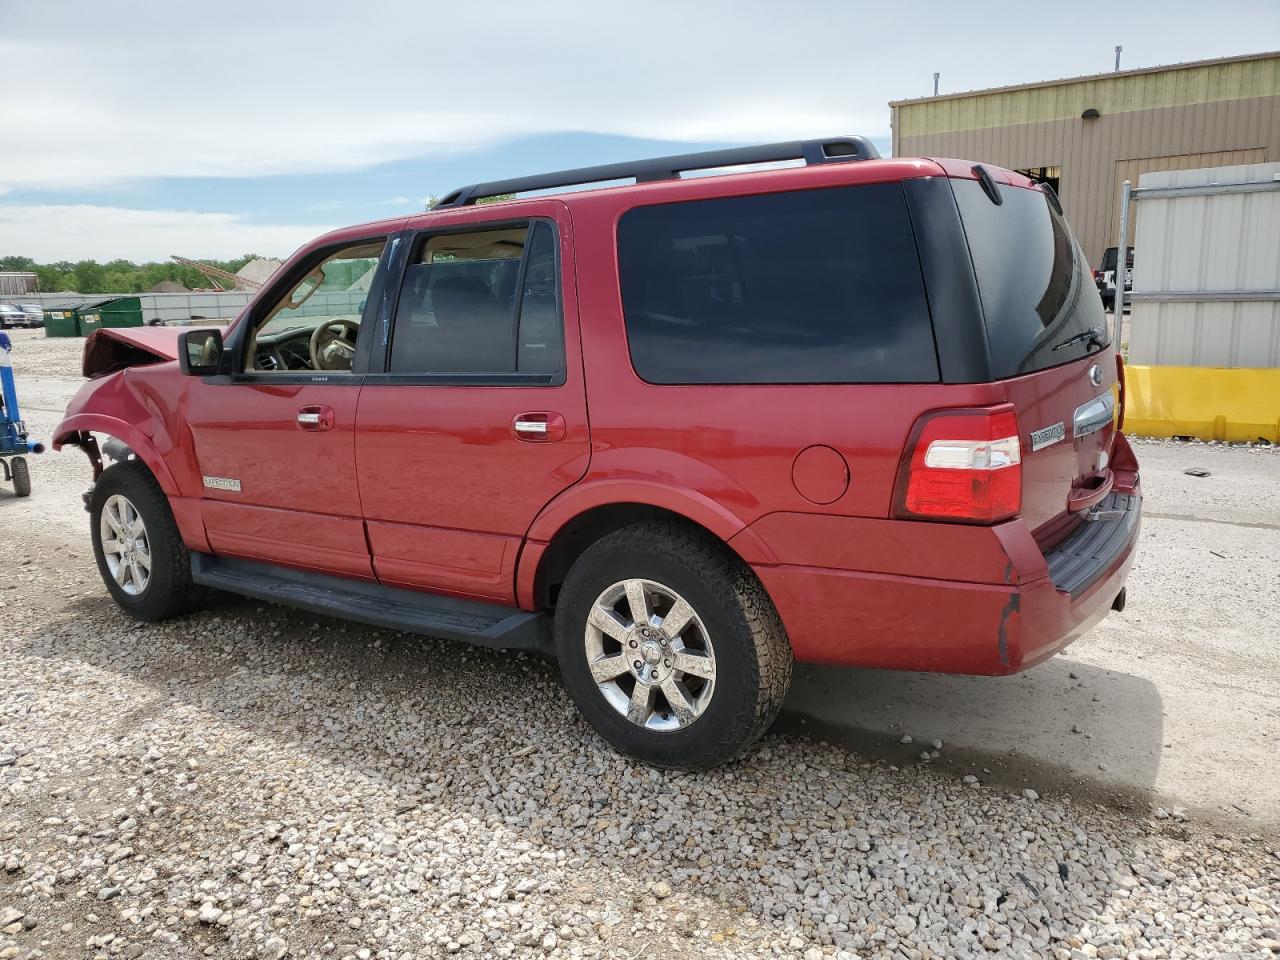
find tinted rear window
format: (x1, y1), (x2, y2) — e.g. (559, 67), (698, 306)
(952, 179), (1108, 377)
(617, 183), (939, 384)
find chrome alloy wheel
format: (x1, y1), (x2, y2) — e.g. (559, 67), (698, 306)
(584, 579), (716, 732)
(100, 493), (152, 596)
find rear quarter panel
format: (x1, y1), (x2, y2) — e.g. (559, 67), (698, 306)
(560, 161), (1004, 535)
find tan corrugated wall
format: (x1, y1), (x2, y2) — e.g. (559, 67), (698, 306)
(894, 95), (1280, 265)
(890, 53), (1280, 265)
(894, 54), (1279, 138)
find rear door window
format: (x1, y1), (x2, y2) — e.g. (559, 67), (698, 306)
(616, 183), (939, 384)
(388, 220), (564, 380)
(952, 179), (1109, 377)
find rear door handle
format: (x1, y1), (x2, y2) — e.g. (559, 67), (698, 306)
(297, 404), (335, 431)
(512, 412), (566, 442)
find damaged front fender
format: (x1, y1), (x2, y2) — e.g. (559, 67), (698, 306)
(55, 417), (179, 495)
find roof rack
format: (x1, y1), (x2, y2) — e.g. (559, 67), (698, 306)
(435, 135), (880, 208)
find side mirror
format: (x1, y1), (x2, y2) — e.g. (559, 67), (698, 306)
(179, 328), (224, 376)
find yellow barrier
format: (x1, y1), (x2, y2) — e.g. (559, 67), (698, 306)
(1124, 365), (1280, 443)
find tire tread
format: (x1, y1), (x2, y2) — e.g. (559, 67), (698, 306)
(11, 457), (31, 498)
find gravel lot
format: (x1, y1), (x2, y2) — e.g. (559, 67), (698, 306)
(2, 329), (1278, 960)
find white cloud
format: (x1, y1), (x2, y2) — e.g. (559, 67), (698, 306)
(1, 0), (1271, 192)
(0, 205), (330, 263)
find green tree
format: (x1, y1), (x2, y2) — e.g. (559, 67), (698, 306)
(72, 260), (106, 292)
(34, 266), (69, 292)
(3, 254), (288, 293)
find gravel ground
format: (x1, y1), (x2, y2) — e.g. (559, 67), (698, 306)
(2, 330), (1278, 960)
(5, 332), (85, 379)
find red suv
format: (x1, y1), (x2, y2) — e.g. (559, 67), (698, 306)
(55, 137), (1141, 768)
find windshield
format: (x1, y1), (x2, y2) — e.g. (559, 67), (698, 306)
(953, 179), (1109, 377)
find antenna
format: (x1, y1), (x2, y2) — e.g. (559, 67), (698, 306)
(1114, 45), (1122, 71)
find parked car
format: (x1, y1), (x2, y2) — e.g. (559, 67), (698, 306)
(1094, 246), (1134, 311)
(54, 137), (1141, 768)
(0, 304), (27, 329)
(18, 303), (44, 328)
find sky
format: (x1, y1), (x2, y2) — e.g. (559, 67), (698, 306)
(1, 0), (1277, 263)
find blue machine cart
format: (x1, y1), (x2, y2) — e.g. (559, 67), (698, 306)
(0, 332), (45, 497)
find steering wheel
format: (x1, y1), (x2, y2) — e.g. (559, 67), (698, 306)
(309, 318), (360, 371)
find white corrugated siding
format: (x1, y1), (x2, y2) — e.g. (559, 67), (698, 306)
(1128, 162), (1280, 367)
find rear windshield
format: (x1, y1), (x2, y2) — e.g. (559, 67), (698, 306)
(952, 179), (1108, 377)
(617, 183), (939, 384)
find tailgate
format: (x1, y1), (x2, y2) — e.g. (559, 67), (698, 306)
(948, 173), (1117, 539)
(1005, 352), (1118, 536)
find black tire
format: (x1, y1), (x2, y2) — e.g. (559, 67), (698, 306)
(554, 521), (792, 769)
(89, 459), (203, 621)
(10, 457), (31, 497)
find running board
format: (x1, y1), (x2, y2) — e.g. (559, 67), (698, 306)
(190, 554), (552, 654)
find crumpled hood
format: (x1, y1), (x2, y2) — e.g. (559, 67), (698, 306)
(81, 326), (193, 378)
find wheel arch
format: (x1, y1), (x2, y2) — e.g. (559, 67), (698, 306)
(54, 414), (180, 496)
(517, 481), (777, 611)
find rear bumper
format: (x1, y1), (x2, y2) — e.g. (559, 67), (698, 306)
(750, 492), (1142, 676)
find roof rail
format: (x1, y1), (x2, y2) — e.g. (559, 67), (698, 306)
(435, 135), (881, 208)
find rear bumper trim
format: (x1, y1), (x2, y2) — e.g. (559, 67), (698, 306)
(1045, 491), (1141, 597)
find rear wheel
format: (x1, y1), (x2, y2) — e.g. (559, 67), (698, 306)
(10, 457), (30, 497)
(554, 522), (792, 769)
(90, 459), (203, 621)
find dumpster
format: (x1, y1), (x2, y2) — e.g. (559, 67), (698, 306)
(96, 296), (144, 330)
(43, 304), (81, 337)
(44, 297), (145, 337)
(77, 296), (143, 334)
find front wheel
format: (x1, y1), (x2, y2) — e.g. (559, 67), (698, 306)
(89, 459), (203, 621)
(554, 522), (792, 769)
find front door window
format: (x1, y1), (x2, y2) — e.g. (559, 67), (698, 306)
(247, 239), (385, 373)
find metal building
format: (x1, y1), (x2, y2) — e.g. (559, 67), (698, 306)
(0, 272), (39, 296)
(890, 50), (1280, 266)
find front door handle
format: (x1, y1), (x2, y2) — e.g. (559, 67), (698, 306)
(297, 404), (335, 431)
(512, 412), (567, 442)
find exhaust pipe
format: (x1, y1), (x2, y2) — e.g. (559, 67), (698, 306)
(1111, 588), (1126, 612)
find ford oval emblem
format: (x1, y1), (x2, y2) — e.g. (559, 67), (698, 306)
(1088, 363), (1103, 387)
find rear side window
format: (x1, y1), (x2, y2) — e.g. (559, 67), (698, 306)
(617, 184), (939, 384)
(952, 180), (1109, 377)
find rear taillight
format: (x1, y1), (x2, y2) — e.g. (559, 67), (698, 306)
(893, 405), (1022, 523)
